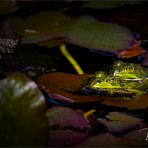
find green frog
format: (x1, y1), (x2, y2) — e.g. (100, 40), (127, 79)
(83, 61), (148, 100)
(111, 61), (148, 80)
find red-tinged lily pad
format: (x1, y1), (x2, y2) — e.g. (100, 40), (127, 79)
(0, 72), (48, 147)
(35, 72), (104, 103)
(102, 94), (148, 110)
(8, 11), (137, 55)
(98, 112), (146, 135)
(47, 106), (90, 146)
(116, 45), (146, 58)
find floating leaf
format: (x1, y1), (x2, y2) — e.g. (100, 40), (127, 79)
(8, 11), (135, 53)
(47, 106), (89, 146)
(102, 94), (148, 110)
(65, 15), (134, 52)
(98, 112), (145, 135)
(0, 72), (48, 147)
(35, 72), (104, 103)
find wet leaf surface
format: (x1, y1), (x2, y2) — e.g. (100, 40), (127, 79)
(0, 72), (48, 147)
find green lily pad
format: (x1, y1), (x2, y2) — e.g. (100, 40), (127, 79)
(8, 11), (134, 52)
(0, 72), (48, 147)
(65, 16), (133, 52)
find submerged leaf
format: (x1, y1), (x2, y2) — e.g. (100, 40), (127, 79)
(0, 72), (48, 147)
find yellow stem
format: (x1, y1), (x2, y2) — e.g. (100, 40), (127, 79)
(60, 44), (84, 75)
(83, 109), (96, 121)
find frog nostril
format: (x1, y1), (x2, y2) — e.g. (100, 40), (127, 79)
(124, 65), (134, 73)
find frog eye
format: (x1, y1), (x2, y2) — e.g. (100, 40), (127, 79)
(106, 76), (116, 83)
(110, 76), (116, 81)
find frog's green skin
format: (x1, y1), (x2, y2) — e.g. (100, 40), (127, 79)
(112, 61), (148, 80)
(83, 61), (148, 100)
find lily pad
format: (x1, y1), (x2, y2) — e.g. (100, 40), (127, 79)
(35, 72), (104, 103)
(8, 11), (135, 53)
(0, 72), (48, 147)
(102, 94), (148, 110)
(47, 106), (89, 146)
(65, 15), (134, 52)
(98, 112), (145, 135)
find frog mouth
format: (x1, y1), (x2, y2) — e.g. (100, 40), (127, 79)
(95, 88), (135, 97)
(83, 85), (136, 97)
(92, 87), (136, 97)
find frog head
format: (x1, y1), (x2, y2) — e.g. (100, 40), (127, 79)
(83, 61), (148, 99)
(112, 61), (148, 80)
(86, 74), (142, 98)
